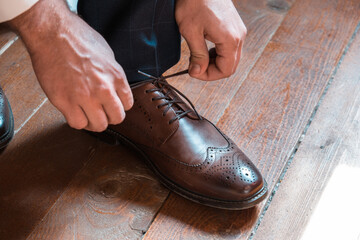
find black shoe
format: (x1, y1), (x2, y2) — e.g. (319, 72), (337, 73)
(0, 86), (14, 149)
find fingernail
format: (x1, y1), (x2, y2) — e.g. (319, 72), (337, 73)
(190, 64), (201, 75)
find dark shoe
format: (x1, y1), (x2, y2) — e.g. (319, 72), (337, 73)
(93, 71), (268, 210)
(0, 86), (14, 149)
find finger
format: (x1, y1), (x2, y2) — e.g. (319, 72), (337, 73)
(201, 42), (238, 81)
(216, 41), (238, 74)
(116, 86), (133, 111)
(81, 103), (108, 132)
(182, 31), (209, 78)
(61, 105), (89, 130)
(102, 95), (126, 125)
(113, 68), (134, 111)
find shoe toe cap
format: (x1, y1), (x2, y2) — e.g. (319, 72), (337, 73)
(0, 90), (14, 147)
(203, 145), (266, 202)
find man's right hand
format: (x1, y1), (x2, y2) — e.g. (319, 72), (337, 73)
(8, 0), (133, 132)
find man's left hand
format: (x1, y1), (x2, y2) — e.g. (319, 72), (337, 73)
(175, 0), (247, 81)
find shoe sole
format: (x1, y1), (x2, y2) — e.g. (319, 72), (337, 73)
(87, 128), (268, 210)
(0, 98), (14, 150)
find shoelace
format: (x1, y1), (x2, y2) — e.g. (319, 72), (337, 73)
(137, 69), (202, 124)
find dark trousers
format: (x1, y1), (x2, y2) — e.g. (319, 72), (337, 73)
(77, 0), (181, 83)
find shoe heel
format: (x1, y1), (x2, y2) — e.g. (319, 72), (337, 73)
(84, 130), (119, 145)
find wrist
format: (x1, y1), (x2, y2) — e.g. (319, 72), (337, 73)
(7, 0), (74, 49)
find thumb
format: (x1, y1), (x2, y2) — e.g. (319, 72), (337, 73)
(183, 33), (209, 78)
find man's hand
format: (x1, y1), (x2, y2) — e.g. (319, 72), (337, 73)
(8, 0), (133, 132)
(175, 0), (246, 81)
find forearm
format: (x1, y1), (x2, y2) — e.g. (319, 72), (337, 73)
(7, 0), (75, 51)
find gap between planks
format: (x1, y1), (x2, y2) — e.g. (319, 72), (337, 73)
(250, 20), (360, 239)
(0, 35), (18, 56)
(14, 98), (48, 135)
(253, 18), (360, 240)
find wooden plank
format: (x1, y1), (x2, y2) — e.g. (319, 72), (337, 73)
(0, 39), (47, 132)
(166, 0), (295, 122)
(0, 102), (97, 240)
(27, 139), (169, 240)
(143, 0), (360, 239)
(0, 18), (167, 240)
(0, 26), (17, 52)
(25, 0), (295, 239)
(254, 24), (360, 240)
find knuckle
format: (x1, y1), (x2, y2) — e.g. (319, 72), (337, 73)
(119, 87), (133, 100)
(224, 33), (240, 48)
(123, 86), (133, 97)
(243, 27), (247, 37)
(97, 85), (113, 97)
(179, 25), (197, 39)
(235, 33), (242, 43)
(178, 25), (188, 36)
(234, 37), (241, 47)
(113, 73), (126, 85)
(232, 33), (241, 45)
(115, 68), (127, 80)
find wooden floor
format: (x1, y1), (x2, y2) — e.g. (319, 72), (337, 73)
(0, 0), (359, 239)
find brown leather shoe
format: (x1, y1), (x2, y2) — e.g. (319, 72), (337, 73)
(93, 71), (268, 210)
(0, 86), (14, 150)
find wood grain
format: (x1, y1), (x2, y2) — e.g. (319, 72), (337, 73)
(24, 0), (295, 239)
(253, 24), (360, 240)
(27, 141), (169, 240)
(0, 39), (47, 131)
(0, 102), (97, 240)
(143, 0), (360, 239)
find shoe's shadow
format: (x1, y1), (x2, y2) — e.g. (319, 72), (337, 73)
(0, 123), (257, 239)
(0, 123), (97, 239)
(146, 193), (259, 238)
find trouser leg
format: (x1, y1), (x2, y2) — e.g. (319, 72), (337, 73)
(77, 0), (181, 83)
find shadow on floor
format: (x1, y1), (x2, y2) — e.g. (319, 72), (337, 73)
(0, 123), (258, 239)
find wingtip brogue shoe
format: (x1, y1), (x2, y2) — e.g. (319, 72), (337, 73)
(0, 86), (14, 150)
(93, 72), (268, 210)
